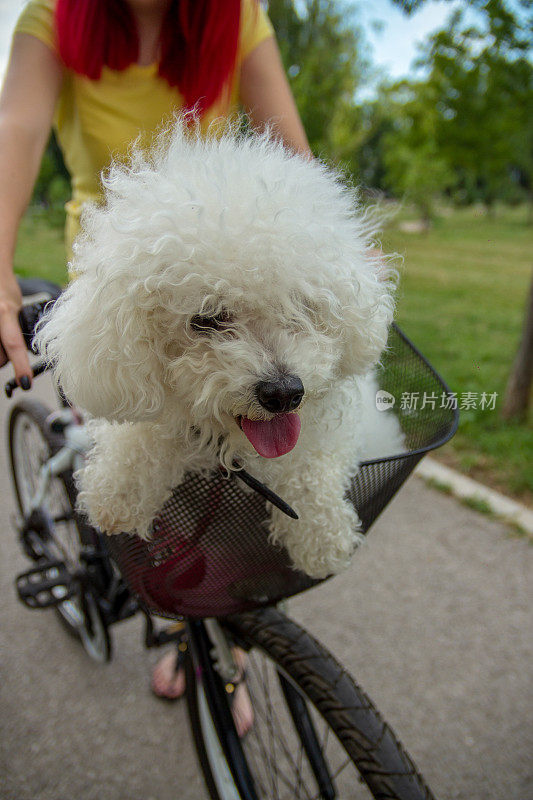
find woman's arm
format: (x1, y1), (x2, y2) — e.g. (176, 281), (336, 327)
(0, 32), (62, 385)
(239, 36), (312, 159)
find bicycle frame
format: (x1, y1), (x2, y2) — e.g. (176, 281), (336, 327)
(23, 414), (90, 516)
(13, 405), (138, 630)
(188, 616), (340, 800)
(188, 619), (260, 800)
(7, 363), (440, 800)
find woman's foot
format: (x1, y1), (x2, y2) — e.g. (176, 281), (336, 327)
(151, 649), (186, 699)
(228, 648), (254, 738)
(150, 647), (254, 736)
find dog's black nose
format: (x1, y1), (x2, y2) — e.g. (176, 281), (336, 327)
(256, 376), (304, 414)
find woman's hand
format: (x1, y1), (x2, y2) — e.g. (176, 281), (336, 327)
(0, 273), (31, 386)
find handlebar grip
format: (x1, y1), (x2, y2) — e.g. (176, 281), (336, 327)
(18, 298), (53, 352)
(3, 282), (61, 397)
(3, 295), (58, 397)
(4, 359), (50, 398)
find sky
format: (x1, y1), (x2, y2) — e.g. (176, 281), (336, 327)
(358, 0), (462, 87)
(0, 0), (462, 85)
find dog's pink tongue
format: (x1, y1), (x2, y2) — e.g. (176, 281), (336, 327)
(241, 414), (301, 458)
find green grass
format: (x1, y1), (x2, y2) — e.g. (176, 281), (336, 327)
(425, 477), (453, 495)
(461, 495), (493, 515)
(381, 203), (532, 503)
(14, 207), (68, 286)
(14, 202), (533, 503)
(422, 477), (532, 541)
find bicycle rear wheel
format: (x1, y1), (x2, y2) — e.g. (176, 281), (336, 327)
(186, 607), (435, 800)
(8, 398), (111, 662)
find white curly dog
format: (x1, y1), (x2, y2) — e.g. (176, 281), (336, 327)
(37, 121), (402, 579)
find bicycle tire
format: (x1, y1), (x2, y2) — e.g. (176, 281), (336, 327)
(186, 606), (435, 800)
(8, 398), (111, 662)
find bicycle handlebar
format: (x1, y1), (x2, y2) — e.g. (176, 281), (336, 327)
(3, 297), (55, 398)
(4, 359), (50, 398)
(2, 279), (61, 397)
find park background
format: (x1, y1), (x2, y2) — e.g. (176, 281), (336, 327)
(3, 0), (533, 512)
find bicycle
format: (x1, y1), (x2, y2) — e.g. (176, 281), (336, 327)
(6, 277), (458, 800)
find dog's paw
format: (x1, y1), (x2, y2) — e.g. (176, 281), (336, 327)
(76, 476), (155, 538)
(288, 531), (363, 579)
(88, 507), (128, 536)
(77, 489), (138, 536)
(270, 502), (363, 579)
(75, 450), (167, 538)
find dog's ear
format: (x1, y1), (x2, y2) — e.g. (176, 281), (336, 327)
(35, 272), (167, 422)
(337, 265), (395, 378)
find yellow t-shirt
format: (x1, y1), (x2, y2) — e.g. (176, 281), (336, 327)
(14, 0), (274, 253)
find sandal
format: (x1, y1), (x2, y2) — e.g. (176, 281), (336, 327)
(226, 667), (254, 738)
(150, 646), (254, 736)
(150, 646), (187, 700)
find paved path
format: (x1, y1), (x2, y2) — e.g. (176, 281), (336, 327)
(1, 375), (532, 800)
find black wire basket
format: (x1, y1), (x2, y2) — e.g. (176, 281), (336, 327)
(107, 324), (458, 619)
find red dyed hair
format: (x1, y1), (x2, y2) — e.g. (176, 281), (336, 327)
(55, 0), (242, 115)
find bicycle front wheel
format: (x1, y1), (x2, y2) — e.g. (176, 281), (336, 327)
(186, 607), (435, 800)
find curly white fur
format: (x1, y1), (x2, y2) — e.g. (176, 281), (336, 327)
(37, 119), (401, 579)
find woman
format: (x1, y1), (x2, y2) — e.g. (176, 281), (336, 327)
(0, 0), (311, 726)
(0, 0), (311, 386)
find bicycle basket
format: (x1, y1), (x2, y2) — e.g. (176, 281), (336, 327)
(106, 324), (458, 619)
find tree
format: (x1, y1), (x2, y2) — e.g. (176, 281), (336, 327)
(417, 6), (533, 212)
(355, 101), (394, 192)
(379, 80), (453, 221)
(266, 0), (367, 174)
(387, 0), (532, 425)
(371, 1), (533, 213)
(390, 0), (532, 38)
(502, 273), (533, 420)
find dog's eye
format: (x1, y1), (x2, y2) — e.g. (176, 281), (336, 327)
(190, 312), (233, 334)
